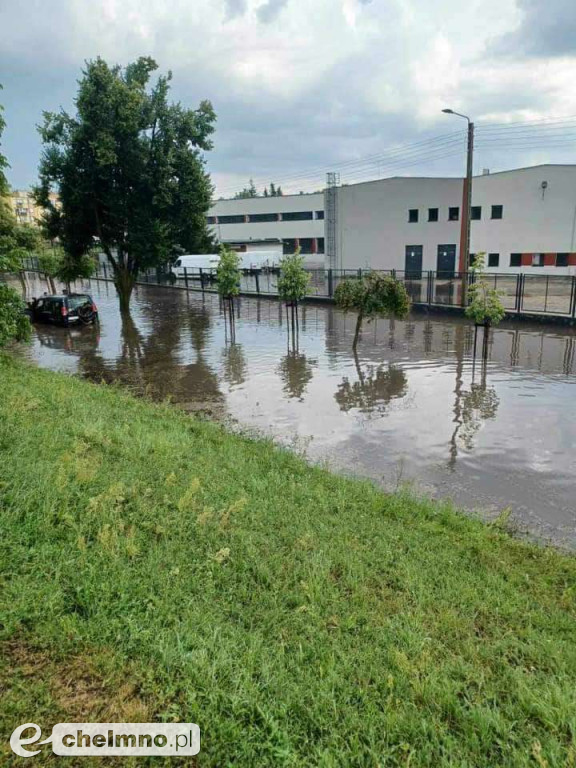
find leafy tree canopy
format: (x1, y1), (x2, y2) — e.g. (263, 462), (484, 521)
(277, 248), (310, 305)
(465, 252), (506, 326)
(35, 57), (217, 312)
(335, 272), (411, 349)
(216, 244), (241, 299)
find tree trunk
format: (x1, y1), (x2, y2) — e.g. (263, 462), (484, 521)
(114, 267), (136, 314)
(352, 311), (364, 350)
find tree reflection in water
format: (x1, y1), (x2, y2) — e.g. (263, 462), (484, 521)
(335, 354), (408, 416)
(222, 343), (247, 389)
(277, 351), (316, 401)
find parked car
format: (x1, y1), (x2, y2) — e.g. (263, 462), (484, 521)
(27, 293), (99, 326)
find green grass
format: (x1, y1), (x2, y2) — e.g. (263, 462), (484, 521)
(1, 353), (576, 767)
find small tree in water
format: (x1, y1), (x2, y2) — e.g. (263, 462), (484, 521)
(465, 252), (505, 358)
(277, 247), (310, 345)
(216, 244), (241, 337)
(335, 272), (410, 350)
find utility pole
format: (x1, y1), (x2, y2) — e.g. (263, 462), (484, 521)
(442, 109), (474, 306)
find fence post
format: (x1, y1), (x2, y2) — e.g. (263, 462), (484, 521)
(357, 268), (362, 279)
(327, 269), (334, 298)
(428, 271), (434, 305)
(255, 270), (260, 295)
(570, 276), (576, 318)
(184, 267), (189, 289)
(199, 268), (204, 293)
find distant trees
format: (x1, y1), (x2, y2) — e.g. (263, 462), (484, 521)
(335, 272), (411, 350)
(35, 56), (216, 313)
(235, 181), (283, 198)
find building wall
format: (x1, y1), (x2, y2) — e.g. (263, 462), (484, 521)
(8, 189), (59, 226)
(208, 192), (325, 254)
(334, 165), (576, 275)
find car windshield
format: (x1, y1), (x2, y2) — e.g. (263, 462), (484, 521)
(67, 295), (91, 310)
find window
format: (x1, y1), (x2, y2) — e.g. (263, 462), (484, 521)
(448, 207), (459, 221)
(468, 252), (476, 268)
(206, 216), (217, 225)
(299, 238), (314, 254)
(532, 253), (544, 267)
(428, 208), (439, 222)
(556, 253), (569, 267)
(408, 209), (419, 223)
(281, 211), (314, 221)
(67, 295), (91, 310)
(283, 239), (297, 254)
(317, 237), (325, 254)
(315, 210), (325, 220)
(248, 213), (278, 223)
(510, 253), (521, 267)
(491, 205), (503, 220)
(488, 253), (500, 267)
(218, 215), (245, 224)
(471, 206), (482, 220)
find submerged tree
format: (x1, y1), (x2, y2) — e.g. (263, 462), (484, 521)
(216, 244), (241, 338)
(277, 247), (310, 346)
(465, 252), (505, 358)
(35, 57), (216, 313)
(335, 272), (411, 350)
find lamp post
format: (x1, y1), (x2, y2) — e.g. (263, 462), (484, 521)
(443, 108), (474, 306)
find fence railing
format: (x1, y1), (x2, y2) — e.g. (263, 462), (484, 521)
(20, 257), (576, 319)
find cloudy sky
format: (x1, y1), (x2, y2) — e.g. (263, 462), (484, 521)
(1, 0), (576, 197)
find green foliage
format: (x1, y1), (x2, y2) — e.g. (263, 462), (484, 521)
(35, 57), (216, 310)
(216, 244), (241, 298)
(335, 272), (411, 347)
(2, 356), (576, 766)
(277, 247), (310, 304)
(0, 284), (30, 346)
(234, 179), (258, 199)
(466, 252), (506, 326)
(37, 246), (96, 283)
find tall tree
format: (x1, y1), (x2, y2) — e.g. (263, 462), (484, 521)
(0, 89), (39, 346)
(35, 57), (216, 313)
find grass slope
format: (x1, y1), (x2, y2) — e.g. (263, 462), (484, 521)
(1, 354), (575, 767)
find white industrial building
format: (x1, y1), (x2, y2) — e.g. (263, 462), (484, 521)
(208, 165), (576, 275)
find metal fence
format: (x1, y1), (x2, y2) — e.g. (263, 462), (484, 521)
(20, 257), (576, 319)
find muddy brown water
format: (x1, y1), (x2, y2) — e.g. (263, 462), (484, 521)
(15, 275), (576, 546)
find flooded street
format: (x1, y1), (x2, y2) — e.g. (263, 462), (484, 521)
(18, 276), (576, 545)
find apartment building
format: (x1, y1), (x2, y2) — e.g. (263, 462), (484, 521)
(8, 188), (59, 226)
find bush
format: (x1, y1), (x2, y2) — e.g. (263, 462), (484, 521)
(216, 245), (241, 299)
(465, 252), (505, 326)
(0, 284), (30, 347)
(277, 248), (310, 305)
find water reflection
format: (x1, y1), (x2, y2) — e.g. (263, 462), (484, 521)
(18, 274), (576, 545)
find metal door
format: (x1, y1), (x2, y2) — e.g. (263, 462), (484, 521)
(405, 246), (423, 280)
(437, 245), (456, 279)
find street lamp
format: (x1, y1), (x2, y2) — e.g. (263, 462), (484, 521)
(443, 108), (474, 306)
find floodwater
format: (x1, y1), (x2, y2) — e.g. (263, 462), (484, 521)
(17, 275), (576, 546)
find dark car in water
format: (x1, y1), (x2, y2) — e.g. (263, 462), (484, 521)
(28, 294), (99, 326)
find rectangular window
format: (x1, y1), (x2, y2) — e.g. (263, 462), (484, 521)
(532, 253), (544, 267)
(428, 208), (439, 222)
(281, 211), (314, 221)
(317, 237), (325, 254)
(471, 206), (482, 220)
(468, 252), (476, 268)
(218, 215), (245, 224)
(491, 205), (503, 219)
(248, 213), (278, 223)
(556, 253), (568, 267)
(315, 210), (325, 220)
(408, 209), (419, 223)
(448, 207), (459, 221)
(510, 253), (521, 267)
(206, 216), (217, 225)
(488, 253), (500, 267)
(283, 238), (297, 254)
(299, 238), (313, 254)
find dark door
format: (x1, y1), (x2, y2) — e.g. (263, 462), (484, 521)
(437, 245), (456, 278)
(405, 245), (423, 279)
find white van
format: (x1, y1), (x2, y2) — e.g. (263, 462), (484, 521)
(172, 254), (219, 278)
(172, 250), (280, 278)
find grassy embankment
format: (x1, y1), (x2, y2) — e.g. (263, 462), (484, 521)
(1, 353), (576, 766)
